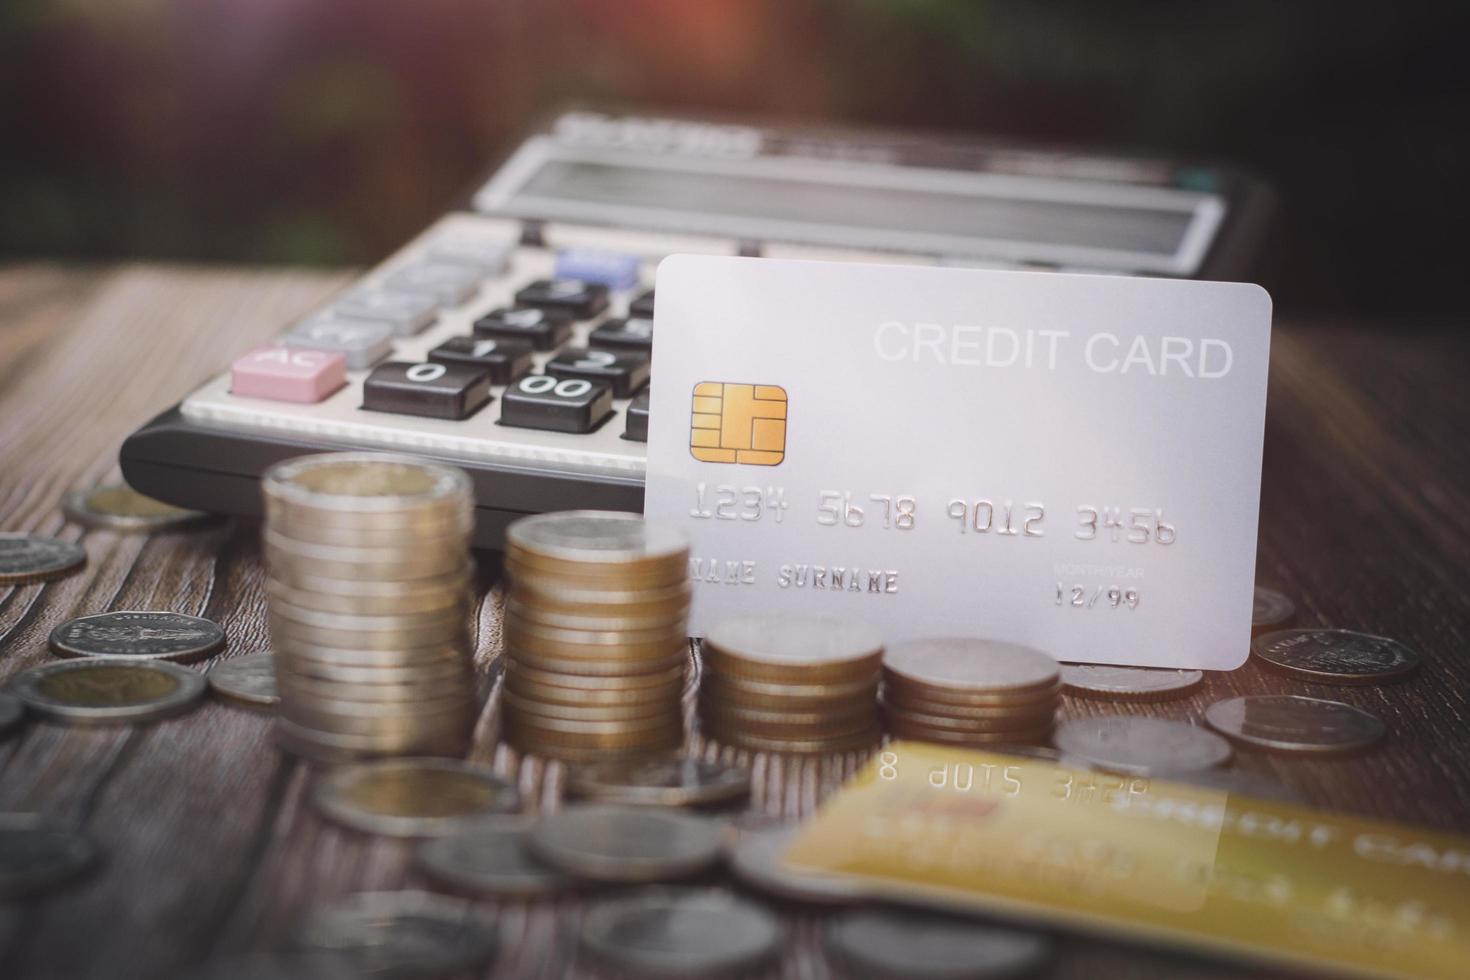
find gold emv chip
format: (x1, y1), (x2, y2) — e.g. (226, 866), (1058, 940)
(689, 382), (787, 465)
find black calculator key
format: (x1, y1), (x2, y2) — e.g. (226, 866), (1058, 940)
(500, 374), (613, 434)
(428, 336), (533, 385)
(473, 306), (573, 351)
(362, 361), (491, 420)
(546, 347), (650, 399)
(514, 278), (609, 319)
(629, 289), (655, 318)
(623, 390), (650, 442)
(588, 316), (654, 353)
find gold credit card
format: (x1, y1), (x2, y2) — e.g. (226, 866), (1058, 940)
(785, 742), (1469, 979)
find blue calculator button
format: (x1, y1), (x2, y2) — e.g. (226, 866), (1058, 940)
(553, 248), (640, 291)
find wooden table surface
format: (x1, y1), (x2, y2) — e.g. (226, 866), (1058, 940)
(0, 262), (1466, 980)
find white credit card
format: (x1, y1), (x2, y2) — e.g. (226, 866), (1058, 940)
(644, 256), (1272, 670)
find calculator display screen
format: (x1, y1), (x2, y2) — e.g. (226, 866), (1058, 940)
(520, 159), (1194, 257)
(477, 135), (1225, 274)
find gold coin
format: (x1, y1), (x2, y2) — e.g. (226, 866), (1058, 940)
(886, 716), (1054, 746)
(505, 674), (684, 708)
(703, 617), (883, 681)
(701, 671), (879, 702)
(502, 691), (679, 723)
(700, 677), (877, 713)
(281, 704), (476, 739)
(505, 510), (688, 571)
(504, 598), (687, 634)
(268, 595), (472, 632)
(501, 707), (680, 735)
(882, 685), (1061, 716)
(268, 614), (469, 651)
(505, 621), (688, 663)
(275, 716), (471, 761)
(263, 452), (471, 513)
(265, 507), (473, 548)
(509, 735), (682, 763)
(882, 639), (1059, 695)
(313, 758), (520, 837)
(507, 660), (686, 693)
(62, 484), (208, 533)
(267, 561), (474, 599)
(274, 639), (471, 668)
(505, 721), (683, 754)
(700, 725), (881, 755)
(10, 660), (205, 724)
(506, 575), (691, 612)
(882, 702), (1058, 734)
(264, 531), (464, 580)
(698, 698), (877, 732)
(278, 658), (472, 688)
(508, 649), (689, 678)
(276, 672), (473, 705)
(265, 577), (472, 616)
(882, 675), (1063, 709)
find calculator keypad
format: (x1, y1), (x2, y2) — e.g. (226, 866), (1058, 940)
(515, 279), (610, 319)
(281, 314), (394, 370)
(362, 361), (491, 420)
(428, 336), (533, 385)
(381, 262), (483, 307)
(623, 390), (650, 443)
(231, 346), (345, 403)
(474, 306), (573, 351)
(500, 375), (613, 433)
(546, 347), (649, 399)
(332, 288), (440, 337)
(554, 248), (640, 290)
(588, 316), (654, 353)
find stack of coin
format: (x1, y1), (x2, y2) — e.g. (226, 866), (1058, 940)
(262, 452), (477, 762)
(699, 617), (883, 754)
(882, 638), (1061, 747)
(502, 511), (690, 761)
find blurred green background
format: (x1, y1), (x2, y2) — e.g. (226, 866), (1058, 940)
(1, 0), (1464, 315)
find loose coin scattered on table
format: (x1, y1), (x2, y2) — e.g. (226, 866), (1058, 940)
(568, 756), (750, 807)
(826, 907), (1051, 979)
(62, 484), (208, 534)
(1251, 586), (1296, 634)
(0, 533), (86, 585)
(0, 814), (99, 899)
(296, 891), (499, 977)
(502, 510), (690, 761)
(9, 659), (207, 724)
(528, 804), (723, 882)
(1205, 695), (1386, 755)
(883, 638), (1061, 748)
(1060, 664), (1204, 701)
(1052, 716), (1232, 776)
(579, 889), (782, 977)
(725, 825), (867, 904)
(263, 452), (478, 762)
(313, 758), (521, 837)
(0, 693), (23, 736)
(1250, 628), (1420, 685)
(701, 616), (883, 753)
(207, 651), (279, 707)
(49, 610), (226, 663)
(416, 822), (577, 897)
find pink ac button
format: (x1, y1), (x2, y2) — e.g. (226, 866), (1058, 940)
(230, 346), (346, 403)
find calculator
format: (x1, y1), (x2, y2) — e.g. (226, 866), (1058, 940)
(120, 109), (1273, 548)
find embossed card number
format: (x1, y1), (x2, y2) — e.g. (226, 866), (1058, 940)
(646, 256), (1271, 669)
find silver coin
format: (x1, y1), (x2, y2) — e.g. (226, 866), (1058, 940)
(62, 484), (209, 534)
(579, 888), (781, 977)
(1205, 695), (1385, 755)
(208, 651), (279, 707)
(506, 510), (687, 564)
(49, 610), (226, 663)
(0, 692), (23, 735)
(0, 814), (99, 899)
(1060, 664), (1203, 701)
(528, 804), (723, 882)
(1251, 629), (1419, 685)
(416, 822), (576, 897)
(726, 826), (867, 904)
(9, 659), (207, 724)
(313, 759), (521, 838)
(567, 757), (750, 807)
(1252, 586), (1295, 630)
(1052, 716), (1232, 776)
(296, 890), (498, 977)
(827, 907), (1050, 979)
(0, 534), (86, 585)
